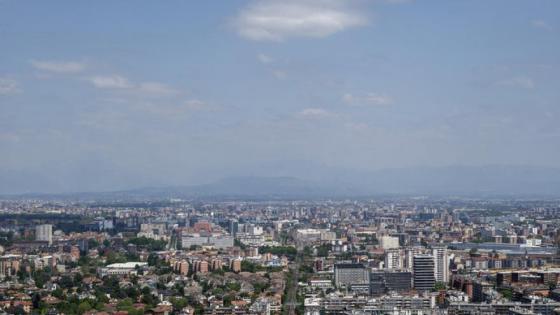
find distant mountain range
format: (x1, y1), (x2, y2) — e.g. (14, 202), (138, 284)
(3, 165), (560, 199)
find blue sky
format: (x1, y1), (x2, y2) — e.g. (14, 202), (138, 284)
(0, 0), (559, 193)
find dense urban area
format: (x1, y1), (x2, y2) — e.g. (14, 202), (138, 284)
(0, 197), (559, 315)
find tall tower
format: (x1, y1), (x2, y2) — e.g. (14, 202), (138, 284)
(405, 246), (424, 269)
(35, 224), (53, 245)
(229, 219), (239, 237)
(413, 254), (435, 291)
(432, 245), (449, 283)
(385, 248), (403, 270)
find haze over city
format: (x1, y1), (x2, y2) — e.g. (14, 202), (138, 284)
(3, 3), (560, 315)
(1, 0), (559, 194)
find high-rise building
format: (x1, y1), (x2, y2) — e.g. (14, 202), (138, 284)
(432, 245), (449, 283)
(413, 255), (435, 291)
(229, 219), (239, 236)
(210, 259), (223, 271)
(194, 260), (208, 273)
(385, 271), (413, 292)
(380, 236), (400, 249)
(231, 259), (242, 272)
(334, 263), (370, 287)
(35, 224), (52, 245)
(385, 248), (403, 270)
(370, 270), (413, 296)
(370, 271), (386, 295)
(405, 246), (424, 269)
(77, 239), (89, 253)
(174, 260), (189, 275)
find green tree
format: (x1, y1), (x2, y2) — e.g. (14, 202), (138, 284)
(498, 288), (513, 300)
(59, 275), (75, 289)
(223, 295), (233, 307)
(241, 260), (257, 272)
(433, 282), (447, 291)
(78, 301), (92, 314)
(88, 238), (99, 249)
(171, 297), (188, 310)
(52, 288), (64, 299)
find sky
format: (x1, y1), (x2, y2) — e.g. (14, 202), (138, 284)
(0, 0), (559, 193)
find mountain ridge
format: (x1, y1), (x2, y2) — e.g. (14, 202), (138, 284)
(2, 165), (560, 199)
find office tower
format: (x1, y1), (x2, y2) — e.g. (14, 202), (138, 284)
(370, 270), (413, 296)
(413, 255), (435, 291)
(370, 271), (386, 295)
(385, 248), (403, 270)
(77, 239), (89, 252)
(35, 224), (53, 245)
(385, 271), (413, 292)
(405, 246), (424, 269)
(229, 219), (239, 236)
(432, 245), (449, 283)
(334, 263), (370, 287)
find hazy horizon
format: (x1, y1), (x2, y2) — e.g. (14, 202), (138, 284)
(1, 1), (559, 194)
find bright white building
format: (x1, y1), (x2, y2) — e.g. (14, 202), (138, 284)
(98, 262), (147, 277)
(380, 236), (400, 249)
(432, 246), (449, 283)
(385, 248), (404, 270)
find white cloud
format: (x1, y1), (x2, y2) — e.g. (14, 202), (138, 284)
(272, 70), (287, 80)
(532, 19), (552, 31)
(0, 78), (20, 95)
(183, 99), (208, 110)
(298, 107), (335, 119)
(138, 82), (179, 96)
(257, 53), (274, 64)
(30, 60), (86, 73)
(345, 122), (369, 131)
(343, 92), (393, 106)
(89, 75), (133, 89)
(234, 0), (368, 41)
(89, 75), (180, 97)
(497, 76), (535, 89)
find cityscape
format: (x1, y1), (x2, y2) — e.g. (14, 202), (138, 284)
(1, 1), (560, 315)
(0, 198), (559, 314)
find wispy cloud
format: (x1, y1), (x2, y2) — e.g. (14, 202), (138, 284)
(233, 0), (368, 41)
(183, 99), (209, 110)
(30, 60), (86, 73)
(272, 70), (287, 80)
(0, 78), (20, 95)
(86, 72), (207, 120)
(89, 75), (179, 97)
(343, 92), (393, 106)
(137, 82), (179, 96)
(297, 107), (336, 119)
(345, 122), (369, 131)
(90, 75), (132, 89)
(531, 19), (552, 31)
(496, 76), (535, 89)
(257, 53), (274, 64)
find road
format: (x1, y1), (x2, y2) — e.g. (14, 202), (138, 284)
(284, 253), (302, 315)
